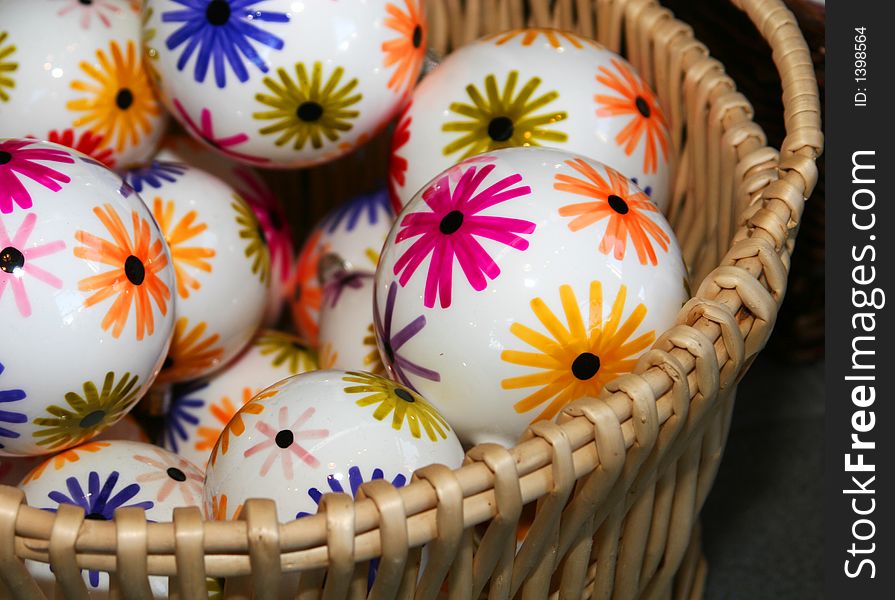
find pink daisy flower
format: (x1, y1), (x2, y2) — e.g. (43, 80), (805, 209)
(393, 164), (535, 309)
(244, 406), (328, 479)
(0, 139), (74, 214)
(0, 212), (66, 317)
(173, 99), (271, 165)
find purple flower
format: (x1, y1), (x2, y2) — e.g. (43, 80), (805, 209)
(164, 380), (208, 454)
(124, 160), (188, 193)
(46, 470), (154, 587)
(323, 271), (372, 308)
(0, 362), (26, 449)
(323, 188), (395, 234)
(0, 139), (74, 214)
(373, 281), (440, 392)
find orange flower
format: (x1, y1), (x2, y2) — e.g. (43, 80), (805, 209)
(555, 159), (669, 265)
(151, 197), (215, 299)
(22, 441), (111, 484)
(595, 58), (669, 174)
(158, 318), (224, 384)
(486, 28), (600, 50)
(195, 387), (256, 453)
(318, 342), (338, 369)
(209, 493), (243, 521)
(289, 230), (327, 345)
(382, 0), (426, 96)
(208, 396), (265, 466)
(75, 204), (171, 340)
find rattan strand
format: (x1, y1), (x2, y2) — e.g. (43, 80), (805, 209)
(0, 0), (822, 598)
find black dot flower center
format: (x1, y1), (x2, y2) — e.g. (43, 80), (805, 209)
(412, 25), (423, 48)
(0, 246), (24, 273)
(607, 194), (629, 215)
(0, 151), (12, 164)
(166, 467), (187, 482)
(275, 430), (294, 448)
(115, 88), (134, 110)
(571, 352), (601, 380)
(85, 512), (107, 521)
(439, 210), (464, 234)
(206, 0), (231, 26)
(124, 255), (145, 285)
(394, 388), (415, 403)
(79, 0), (93, 5)
(635, 96), (651, 118)
(79, 410), (106, 428)
(297, 101), (324, 122)
(487, 116), (514, 142)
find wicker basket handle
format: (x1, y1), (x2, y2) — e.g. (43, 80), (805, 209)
(729, 0), (824, 165)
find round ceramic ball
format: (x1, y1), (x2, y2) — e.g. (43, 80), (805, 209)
(0, 0), (167, 168)
(163, 330), (317, 468)
(375, 147), (688, 446)
(203, 369), (464, 522)
(317, 271), (382, 374)
(122, 160), (270, 384)
(388, 28), (673, 212)
(20, 440), (205, 597)
(0, 138), (175, 456)
(143, 0), (428, 167)
(157, 137), (295, 325)
(289, 187), (395, 345)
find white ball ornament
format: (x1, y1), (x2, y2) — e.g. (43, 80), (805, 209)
(143, 0), (428, 167)
(388, 28), (673, 212)
(0, 138), (175, 457)
(0, 0), (167, 168)
(375, 147), (688, 446)
(203, 369), (464, 522)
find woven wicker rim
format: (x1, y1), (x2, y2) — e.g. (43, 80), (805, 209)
(0, 0), (822, 597)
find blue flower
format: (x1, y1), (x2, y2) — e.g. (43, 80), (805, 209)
(323, 187), (395, 234)
(164, 380), (208, 454)
(630, 177), (652, 197)
(124, 160), (188, 193)
(0, 362), (27, 449)
(163, 0), (290, 88)
(46, 471), (154, 587)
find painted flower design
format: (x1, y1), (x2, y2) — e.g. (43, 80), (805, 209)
(163, 380), (208, 454)
(243, 405), (328, 478)
(196, 387), (256, 454)
(159, 318), (224, 383)
(392, 164), (534, 308)
(208, 391), (264, 466)
(22, 441), (111, 484)
(362, 324), (385, 375)
(232, 168), (291, 281)
(1, 212), (66, 317)
(485, 28), (600, 49)
(67, 40), (161, 153)
(388, 101), (412, 212)
(501, 281), (656, 422)
(255, 331), (317, 374)
(323, 188), (395, 234)
(46, 128), (115, 168)
(442, 71), (568, 159)
(0, 139), (74, 214)
(74, 204), (171, 340)
(373, 281), (439, 390)
(124, 160), (188, 193)
(254, 62), (362, 150)
(382, 0), (426, 96)
(0, 361), (27, 450)
(0, 31), (17, 103)
(555, 159), (669, 265)
(134, 447), (204, 504)
(32, 371), (141, 450)
(162, 0), (289, 88)
(56, 0), (124, 29)
(595, 58), (669, 174)
(208, 493), (242, 521)
(173, 99), (271, 164)
(142, 5), (162, 85)
(318, 343), (338, 369)
(233, 194), (270, 284)
(343, 371), (448, 442)
(151, 197), (215, 299)
(323, 271), (372, 309)
(45, 471), (153, 587)
(290, 230), (327, 345)
(296, 465), (407, 518)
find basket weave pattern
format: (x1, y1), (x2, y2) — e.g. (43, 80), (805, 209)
(0, 0), (822, 598)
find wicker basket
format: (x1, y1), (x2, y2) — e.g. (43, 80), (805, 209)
(0, 0), (822, 598)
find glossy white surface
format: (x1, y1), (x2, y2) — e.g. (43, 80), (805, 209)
(317, 271), (382, 374)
